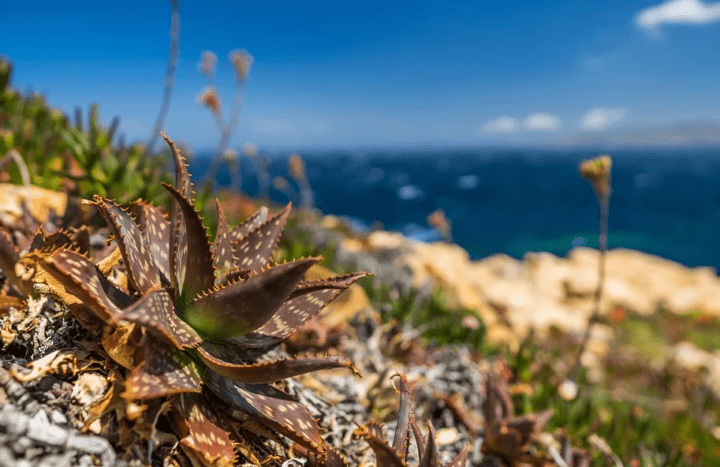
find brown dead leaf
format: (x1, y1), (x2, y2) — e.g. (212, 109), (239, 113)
(1, 319), (16, 346)
(10, 349), (91, 382)
(102, 322), (141, 369)
(0, 295), (24, 315)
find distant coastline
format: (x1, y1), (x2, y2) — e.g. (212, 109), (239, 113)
(190, 148), (720, 271)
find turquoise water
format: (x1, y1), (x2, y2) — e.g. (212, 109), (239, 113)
(191, 148), (720, 271)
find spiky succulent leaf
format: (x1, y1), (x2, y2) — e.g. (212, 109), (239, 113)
(163, 183), (215, 303)
(212, 200), (235, 277)
(128, 201), (172, 282)
(445, 446), (469, 467)
(196, 346), (352, 383)
(89, 196), (161, 294)
(392, 375), (413, 459)
(163, 133), (192, 295)
(176, 394), (236, 467)
(204, 371), (326, 453)
(215, 267), (251, 288)
(411, 421), (427, 461)
(293, 444), (350, 467)
(183, 257), (320, 339)
(41, 248), (124, 323)
(199, 333), (285, 363)
(354, 423), (407, 467)
(232, 204), (290, 271)
(162, 132), (192, 199)
(123, 342), (202, 400)
(119, 288), (201, 349)
(418, 422), (439, 467)
(228, 206), (268, 243)
(257, 272), (368, 339)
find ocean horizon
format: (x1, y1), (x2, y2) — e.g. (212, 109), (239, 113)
(189, 148), (720, 272)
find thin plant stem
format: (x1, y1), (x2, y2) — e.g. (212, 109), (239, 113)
(201, 83), (247, 189)
(145, 0), (180, 157)
(570, 192), (609, 380)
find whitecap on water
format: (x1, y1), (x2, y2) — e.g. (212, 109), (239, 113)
(364, 167), (385, 185)
(457, 174), (480, 189)
(397, 185), (424, 200)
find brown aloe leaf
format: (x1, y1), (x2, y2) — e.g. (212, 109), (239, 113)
(162, 132), (192, 199)
(232, 204), (290, 272)
(257, 272), (368, 339)
(411, 421), (427, 461)
(212, 200), (235, 276)
(228, 205), (268, 243)
(171, 212), (188, 298)
(418, 421), (439, 467)
(163, 133), (192, 296)
(42, 228), (89, 255)
(353, 423), (407, 467)
(41, 248), (123, 323)
(199, 333), (285, 363)
(183, 257), (320, 339)
(293, 444), (350, 467)
(175, 394), (236, 467)
(162, 183), (215, 302)
(392, 374), (413, 459)
(204, 371), (326, 453)
(122, 342), (202, 400)
(196, 346), (353, 383)
(482, 372), (553, 462)
(445, 445), (469, 467)
(128, 201), (172, 282)
(215, 267), (251, 288)
(88, 196), (161, 294)
(119, 288), (201, 350)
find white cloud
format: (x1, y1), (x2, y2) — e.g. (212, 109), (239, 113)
(636, 0), (720, 32)
(482, 116), (519, 133)
(579, 107), (627, 131)
(524, 113), (561, 131)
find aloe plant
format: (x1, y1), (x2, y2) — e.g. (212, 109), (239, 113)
(21, 134), (367, 466)
(354, 375), (470, 467)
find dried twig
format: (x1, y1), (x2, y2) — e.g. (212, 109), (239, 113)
(144, 0), (180, 156)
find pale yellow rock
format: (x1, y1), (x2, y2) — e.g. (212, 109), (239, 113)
(435, 427), (462, 446)
(0, 183), (67, 224)
(367, 230), (407, 251)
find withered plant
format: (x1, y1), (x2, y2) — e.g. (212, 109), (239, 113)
(19, 134), (367, 466)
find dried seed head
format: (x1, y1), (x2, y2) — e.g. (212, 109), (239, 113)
(229, 49), (253, 82)
(198, 50), (218, 77)
(198, 87), (220, 113)
(222, 149), (237, 164)
(288, 154), (305, 180)
(243, 142), (258, 158)
(272, 176), (288, 191)
(426, 208), (451, 239)
(579, 155), (612, 199)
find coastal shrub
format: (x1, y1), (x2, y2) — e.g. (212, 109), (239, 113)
(0, 57), (172, 206)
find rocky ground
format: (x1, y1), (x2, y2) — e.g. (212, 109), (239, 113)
(2, 209), (720, 466)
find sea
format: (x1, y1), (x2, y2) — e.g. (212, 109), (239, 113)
(190, 148), (720, 272)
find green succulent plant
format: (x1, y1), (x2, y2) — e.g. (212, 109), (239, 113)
(21, 134), (367, 466)
(0, 57), (171, 206)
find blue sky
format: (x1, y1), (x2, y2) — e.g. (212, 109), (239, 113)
(2, 0), (720, 151)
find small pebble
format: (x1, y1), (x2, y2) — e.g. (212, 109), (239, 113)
(50, 409), (68, 425)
